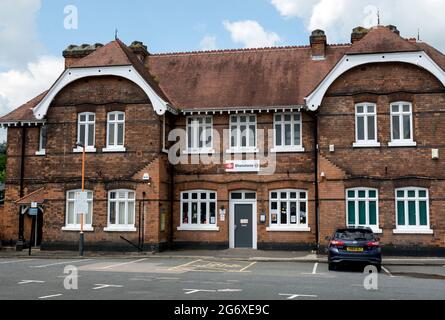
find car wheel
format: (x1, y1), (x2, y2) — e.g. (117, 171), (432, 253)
(328, 263), (337, 271)
(375, 265), (382, 273)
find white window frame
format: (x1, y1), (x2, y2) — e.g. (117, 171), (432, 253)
(394, 187), (432, 234)
(62, 189), (94, 232)
(178, 190), (219, 231)
(74, 112), (96, 153)
(103, 111), (126, 152)
(389, 102), (416, 147)
(104, 189), (136, 232)
(227, 114), (258, 154)
(346, 188), (382, 234)
(353, 103), (380, 148)
(35, 125), (47, 156)
(271, 112), (305, 153)
(267, 189), (310, 232)
(185, 116), (214, 154)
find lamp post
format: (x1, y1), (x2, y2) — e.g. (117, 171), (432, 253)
(76, 142), (86, 256)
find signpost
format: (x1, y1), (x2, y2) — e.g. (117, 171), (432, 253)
(28, 202), (39, 256)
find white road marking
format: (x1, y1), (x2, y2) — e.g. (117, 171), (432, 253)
(18, 280), (45, 285)
(38, 294), (63, 300)
(183, 288), (243, 295)
(184, 289), (216, 295)
(92, 284), (123, 290)
(239, 262), (256, 272)
(279, 293), (318, 300)
(100, 258), (147, 270)
(30, 259), (91, 268)
(382, 266), (395, 277)
(169, 259), (203, 270)
(312, 262), (319, 274)
(0, 259), (37, 265)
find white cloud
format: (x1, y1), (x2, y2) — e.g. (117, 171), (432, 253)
(0, 55), (64, 117)
(0, 0), (43, 69)
(223, 20), (281, 48)
(200, 36), (218, 51)
(270, 0), (445, 52)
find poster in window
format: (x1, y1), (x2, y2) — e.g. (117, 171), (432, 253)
(271, 213), (278, 224)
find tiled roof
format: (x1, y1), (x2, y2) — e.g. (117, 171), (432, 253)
(347, 26), (421, 55)
(0, 91), (48, 122)
(1, 26), (445, 121)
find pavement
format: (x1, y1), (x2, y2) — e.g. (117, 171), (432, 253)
(1, 247), (445, 266)
(1, 256), (445, 300)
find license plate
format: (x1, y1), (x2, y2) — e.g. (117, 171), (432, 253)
(347, 247), (364, 252)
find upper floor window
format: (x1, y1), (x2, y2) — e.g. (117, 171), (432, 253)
(179, 190), (218, 231)
(36, 125), (47, 155)
(76, 112), (96, 152)
(346, 188), (381, 233)
(389, 102), (416, 147)
(267, 190), (310, 232)
(62, 190), (93, 231)
(186, 116), (213, 153)
(272, 113), (304, 152)
(394, 188), (432, 234)
(105, 112), (126, 152)
(353, 103), (379, 147)
(105, 189), (136, 232)
(229, 115), (257, 153)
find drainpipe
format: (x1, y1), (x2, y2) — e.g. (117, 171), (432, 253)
(169, 162), (175, 250)
(17, 125), (26, 249)
(308, 112), (320, 252)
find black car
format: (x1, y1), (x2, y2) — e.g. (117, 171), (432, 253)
(327, 227), (382, 271)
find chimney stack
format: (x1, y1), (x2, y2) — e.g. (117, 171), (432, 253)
(310, 29), (327, 60)
(129, 41), (149, 62)
(351, 27), (369, 43)
(386, 25), (400, 35)
(63, 43), (103, 68)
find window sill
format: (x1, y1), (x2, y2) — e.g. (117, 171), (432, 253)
(104, 226), (137, 232)
(102, 147), (126, 153)
(353, 142), (381, 148)
(226, 148), (259, 154)
(177, 225), (220, 232)
(270, 147), (305, 153)
(183, 149), (215, 155)
(73, 147), (96, 153)
(393, 228), (433, 235)
(35, 150), (46, 156)
(62, 226), (94, 232)
(388, 141), (417, 148)
(348, 226), (383, 234)
(266, 226), (311, 232)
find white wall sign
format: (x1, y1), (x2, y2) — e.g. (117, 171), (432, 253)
(225, 160), (260, 173)
(74, 191), (89, 215)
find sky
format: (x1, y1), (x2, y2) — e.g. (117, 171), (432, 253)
(1, 0), (445, 142)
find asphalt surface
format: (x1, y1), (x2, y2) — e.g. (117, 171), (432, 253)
(1, 257), (445, 300)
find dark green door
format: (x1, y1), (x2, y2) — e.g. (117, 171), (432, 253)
(234, 204), (253, 248)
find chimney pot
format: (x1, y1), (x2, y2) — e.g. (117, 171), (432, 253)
(351, 26), (369, 43)
(63, 43), (103, 68)
(386, 25), (400, 35)
(310, 29), (327, 60)
(130, 41), (149, 62)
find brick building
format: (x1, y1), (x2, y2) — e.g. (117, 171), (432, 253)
(1, 25), (445, 254)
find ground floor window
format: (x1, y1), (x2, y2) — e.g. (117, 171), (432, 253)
(64, 190), (93, 230)
(346, 188), (380, 232)
(179, 190), (217, 230)
(395, 188), (431, 233)
(105, 190), (136, 231)
(268, 190), (308, 231)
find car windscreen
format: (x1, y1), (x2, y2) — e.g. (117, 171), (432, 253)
(334, 230), (374, 241)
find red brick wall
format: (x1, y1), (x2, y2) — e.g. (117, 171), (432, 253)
(318, 62), (445, 250)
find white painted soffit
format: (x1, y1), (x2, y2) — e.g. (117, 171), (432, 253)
(305, 51), (445, 111)
(32, 65), (172, 119)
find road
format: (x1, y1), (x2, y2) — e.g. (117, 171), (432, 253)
(0, 257), (445, 300)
